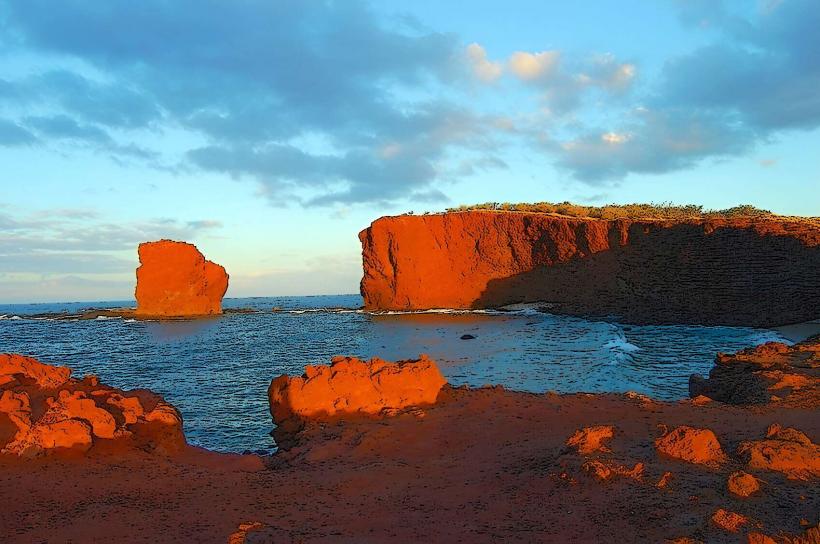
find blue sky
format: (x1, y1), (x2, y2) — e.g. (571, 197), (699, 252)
(0, 0), (818, 303)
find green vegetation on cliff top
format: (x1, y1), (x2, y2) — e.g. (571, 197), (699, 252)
(443, 202), (781, 220)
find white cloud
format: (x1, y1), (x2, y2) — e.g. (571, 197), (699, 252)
(508, 50), (560, 81)
(466, 43), (503, 82)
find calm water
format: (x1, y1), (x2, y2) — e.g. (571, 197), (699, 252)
(0, 295), (787, 453)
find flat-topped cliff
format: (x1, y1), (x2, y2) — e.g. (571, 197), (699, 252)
(135, 240), (229, 318)
(359, 210), (820, 326)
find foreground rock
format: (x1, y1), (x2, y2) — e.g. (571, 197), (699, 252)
(0, 353), (184, 457)
(268, 355), (446, 435)
(135, 239), (229, 318)
(1, 380), (818, 542)
(739, 424), (820, 480)
(359, 211), (820, 326)
(690, 337), (819, 407)
(654, 425), (727, 466)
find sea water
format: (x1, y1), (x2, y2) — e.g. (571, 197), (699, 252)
(0, 294), (787, 453)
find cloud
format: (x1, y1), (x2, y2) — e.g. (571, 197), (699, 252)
(466, 43), (503, 82)
(1, 0), (510, 206)
(551, 108), (753, 181)
(508, 50), (560, 81)
(549, 0), (820, 181)
(0, 119), (37, 146)
(0, 206), (224, 281)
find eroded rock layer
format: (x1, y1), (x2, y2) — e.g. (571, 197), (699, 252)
(135, 239), (229, 317)
(0, 353), (184, 457)
(359, 211), (820, 326)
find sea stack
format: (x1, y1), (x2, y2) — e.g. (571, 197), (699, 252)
(135, 240), (229, 318)
(358, 211), (820, 327)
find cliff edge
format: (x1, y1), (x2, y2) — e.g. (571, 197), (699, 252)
(359, 210), (820, 326)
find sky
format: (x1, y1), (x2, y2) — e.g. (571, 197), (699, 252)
(0, 0), (818, 303)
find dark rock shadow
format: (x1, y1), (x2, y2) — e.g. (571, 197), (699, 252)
(474, 222), (820, 327)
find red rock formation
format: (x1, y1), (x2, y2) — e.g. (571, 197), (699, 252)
(654, 425), (726, 466)
(711, 508), (748, 533)
(566, 425), (615, 454)
(268, 355), (446, 431)
(0, 353), (184, 457)
(739, 424), (820, 480)
(690, 337), (820, 407)
(359, 211), (820, 326)
(135, 239), (228, 318)
(727, 471), (762, 498)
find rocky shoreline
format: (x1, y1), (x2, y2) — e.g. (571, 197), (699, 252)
(1, 336), (818, 543)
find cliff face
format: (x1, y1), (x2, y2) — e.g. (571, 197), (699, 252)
(135, 240), (229, 317)
(359, 211), (820, 326)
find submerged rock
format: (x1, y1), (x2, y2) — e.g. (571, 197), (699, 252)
(135, 239), (229, 318)
(654, 425), (726, 466)
(0, 353), (185, 457)
(268, 355), (447, 431)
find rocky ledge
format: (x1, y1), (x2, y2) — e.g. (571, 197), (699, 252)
(0, 353), (184, 457)
(359, 211), (820, 326)
(135, 239), (229, 318)
(690, 336), (819, 408)
(268, 355), (446, 441)
(1, 342), (818, 542)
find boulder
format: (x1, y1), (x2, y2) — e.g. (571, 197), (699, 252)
(269, 355), (447, 429)
(654, 425), (726, 466)
(727, 471), (762, 497)
(1, 353), (185, 457)
(566, 425), (615, 454)
(738, 424), (820, 480)
(135, 239), (229, 317)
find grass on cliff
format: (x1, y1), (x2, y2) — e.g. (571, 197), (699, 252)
(444, 202), (776, 220)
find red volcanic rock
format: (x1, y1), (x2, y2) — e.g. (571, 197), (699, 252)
(654, 426), (726, 466)
(268, 355), (447, 428)
(566, 425), (615, 454)
(135, 240), (228, 317)
(738, 424), (820, 480)
(711, 508), (748, 533)
(1, 354), (185, 457)
(727, 471), (762, 498)
(582, 460), (644, 481)
(358, 211), (820, 326)
(690, 337), (820, 407)
(0, 353), (70, 388)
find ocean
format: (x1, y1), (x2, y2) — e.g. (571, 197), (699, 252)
(0, 294), (787, 453)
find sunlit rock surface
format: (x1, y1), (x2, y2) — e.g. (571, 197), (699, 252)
(135, 239), (229, 318)
(0, 353), (184, 457)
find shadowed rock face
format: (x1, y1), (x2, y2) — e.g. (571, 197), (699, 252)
(135, 240), (229, 318)
(359, 211), (820, 326)
(0, 353), (185, 457)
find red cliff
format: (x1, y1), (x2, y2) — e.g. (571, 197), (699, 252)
(135, 240), (229, 318)
(359, 211), (820, 326)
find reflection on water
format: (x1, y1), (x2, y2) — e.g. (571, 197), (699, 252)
(0, 295), (787, 453)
